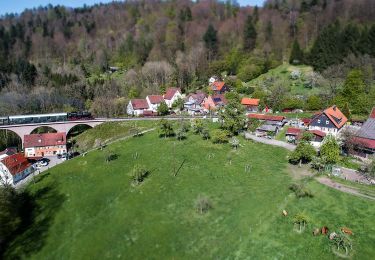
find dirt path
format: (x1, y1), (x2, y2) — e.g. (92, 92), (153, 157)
(316, 176), (375, 201)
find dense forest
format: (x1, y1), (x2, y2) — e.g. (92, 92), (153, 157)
(0, 0), (375, 119)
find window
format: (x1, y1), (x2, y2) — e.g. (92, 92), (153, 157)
(326, 120), (329, 125)
(317, 119), (321, 123)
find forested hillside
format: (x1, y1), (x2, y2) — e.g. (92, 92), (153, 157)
(0, 0), (375, 117)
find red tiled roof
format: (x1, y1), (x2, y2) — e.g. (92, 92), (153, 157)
(301, 118), (312, 124)
(1, 153), (31, 176)
(24, 132), (66, 148)
(241, 98), (260, 106)
(351, 137), (375, 149)
(131, 99), (149, 110)
(370, 107), (375, 119)
(164, 88), (181, 100)
(321, 105), (348, 129)
(286, 127), (302, 135)
(309, 130), (326, 137)
(248, 114), (285, 122)
(147, 95), (164, 104)
(211, 81), (225, 91)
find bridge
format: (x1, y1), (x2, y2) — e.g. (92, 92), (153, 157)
(0, 116), (213, 147)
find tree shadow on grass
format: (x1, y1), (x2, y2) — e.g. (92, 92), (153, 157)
(2, 182), (65, 259)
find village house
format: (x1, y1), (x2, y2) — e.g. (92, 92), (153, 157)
(308, 105), (347, 136)
(350, 107), (375, 159)
(209, 81), (230, 94)
(0, 147), (17, 160)
(24, 132), (67, 158)
(127, 99), (149, 116)
(241, 98), (260, 113)
(248, 114), (286, 126)
(286, 127), (326, 147)
(146, 95), (164, 112)
(202, 94), (228, 111)
(286, 127), (303, 143)
(0, 153), (34, 185)
(184, 92), (206, 115)
(164, 88), (182, 108)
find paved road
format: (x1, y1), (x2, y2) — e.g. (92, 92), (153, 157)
(15, 156), (64, 189)
(244, 132), (296, 151)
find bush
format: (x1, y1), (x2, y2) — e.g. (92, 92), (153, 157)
(194, 195), (212, 214)
(211, 129), (229, 144)
(105, 152), (118, 163)
(289, 183), (314, 198)
(131, 165), (149, 185)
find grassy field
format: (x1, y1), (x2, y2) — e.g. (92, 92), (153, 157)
(4, 122), (375, 259)
(248, 63), (320, 96)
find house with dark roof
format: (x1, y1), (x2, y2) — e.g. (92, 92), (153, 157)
(146, 95), (164, 112)
(308, 105), (348, 136)
(24, 132), (67, 158)
(0, 153), (34, 185)
(163, 88), (182, 108)
(184, 92), (206, 114)
(127, 99), (150, 116)
(0, 147), (17, 160)
(241, 98), (260, 112)
(350, 107), (375, 158)
(209, 81), (229, 94)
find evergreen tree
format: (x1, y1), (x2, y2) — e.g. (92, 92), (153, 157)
(243, 15), (257, 51)
(289, 39), (304, 65)
(341, 23), (360, 56)
(342, 102), (351, 120)
(368, 25), (375, 57)
(253, 6), (259, 23)
(308, 21), (343, 71)
(203, 24), (218, 60)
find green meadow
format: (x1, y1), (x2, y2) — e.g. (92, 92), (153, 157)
(5, 122), (375, 259)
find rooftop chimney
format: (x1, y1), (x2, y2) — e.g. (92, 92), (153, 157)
(333, 105), (337, 111)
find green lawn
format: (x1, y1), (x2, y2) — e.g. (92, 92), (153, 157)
(4, 122), (375, 259)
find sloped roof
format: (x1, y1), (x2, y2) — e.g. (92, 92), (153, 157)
(351, 137), (375, 149)
(211, 81), (226, 91)
(370, 107), (375, 119)
(24, 132), (67, 148)
(286, 127), (302, 135)
(356, 118), (375, 140)
(212, 94), (228, 105)
(0, 147), (17, 156)
(309, 130), (326, 137)
(321, 106), (347, 129)
(188, 92), (206, 105)
(164, 88), (181, 100)
(131, 99), (149, 110)
(241, 98), (260, 106)
(248, 114), (285, 122)
(147, 95), (164, 104)
(1, 153), (31, 176)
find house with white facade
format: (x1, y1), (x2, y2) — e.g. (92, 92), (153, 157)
(127, 99), (149, 116)
(0, 153), (34, 186)
(146, 95), (164, 112)
(308, 105), (348, 136)
(163, 88), (182, 108)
